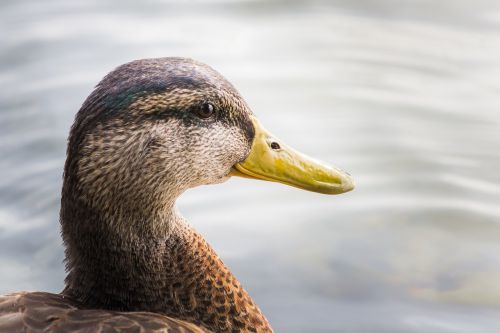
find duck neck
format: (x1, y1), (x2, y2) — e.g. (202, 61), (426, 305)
(61, 193), (273, 333)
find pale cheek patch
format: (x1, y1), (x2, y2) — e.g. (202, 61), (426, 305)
(157, 121), (250, 187)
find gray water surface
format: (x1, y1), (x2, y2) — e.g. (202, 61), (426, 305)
(1, 1), (500, 332)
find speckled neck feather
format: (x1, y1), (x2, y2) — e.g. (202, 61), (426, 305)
(62, 202), (271, 332)
(59, 58), (273, 333)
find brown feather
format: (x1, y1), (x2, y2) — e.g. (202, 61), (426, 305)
(0, 292), (212, 333)
(1, 58), (273, 333)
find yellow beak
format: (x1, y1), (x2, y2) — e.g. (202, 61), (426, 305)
(231, 117), (354, 195)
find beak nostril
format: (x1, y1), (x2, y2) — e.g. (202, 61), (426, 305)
(270, 142), (281, 150)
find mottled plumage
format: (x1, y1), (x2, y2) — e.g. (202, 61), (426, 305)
(1, 58), (273, 333)
(0, 292), (210, 332)
(0, 57), (354, 333)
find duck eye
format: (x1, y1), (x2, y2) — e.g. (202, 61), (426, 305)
(197, 103), (215, 119)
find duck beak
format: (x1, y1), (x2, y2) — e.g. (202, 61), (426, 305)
(230, 116), (354, 195)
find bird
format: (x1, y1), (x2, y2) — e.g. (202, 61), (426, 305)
(0, 57), (354, 333)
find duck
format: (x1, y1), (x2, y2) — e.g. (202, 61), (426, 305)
(0, 57), (354, 333)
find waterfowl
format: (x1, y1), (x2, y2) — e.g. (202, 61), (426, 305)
(0, 58), (354, 333)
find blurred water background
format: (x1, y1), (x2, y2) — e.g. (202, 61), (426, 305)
(1, 0), (500, 332)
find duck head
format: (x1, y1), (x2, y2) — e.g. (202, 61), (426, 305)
(66, 58), (353, 216)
